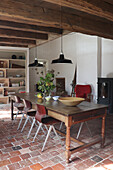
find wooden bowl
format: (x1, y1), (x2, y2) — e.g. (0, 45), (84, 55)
(58, 97), (85, 106)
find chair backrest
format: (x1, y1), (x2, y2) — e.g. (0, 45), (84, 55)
(35, 104), (47, 122)
(23, 99), (32, 112)
(74, 84), (91, 99)
(14, 96), (21, 103)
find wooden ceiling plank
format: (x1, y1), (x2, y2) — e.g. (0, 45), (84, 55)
(104, 0), (113, 5)
(0, 37), (36, 45)
(0, 43), (28, 47)
(0, 28), (48, 40)
(0, 20), (62, 34)
(43, 0), (113, 22)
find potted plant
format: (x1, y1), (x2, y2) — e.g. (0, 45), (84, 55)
(37, 70), (55, 100)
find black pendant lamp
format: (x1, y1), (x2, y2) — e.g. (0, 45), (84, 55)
(51, 34), (72, 64)
(28, 58), (43, 67)
(28, 48), (43, 67)
(51, 4), (72, 64)
(52, 52), (72, 64)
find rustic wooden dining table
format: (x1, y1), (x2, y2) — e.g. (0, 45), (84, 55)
(11, 93), (108, 163)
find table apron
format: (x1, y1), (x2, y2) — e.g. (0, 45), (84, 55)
(48, 110), (66, 122)
(72, 108), (106, 124)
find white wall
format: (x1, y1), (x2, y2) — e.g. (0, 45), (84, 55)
(29, 33), (113, 102)
(101, 38), (113, 77)
(75, 33), (98, 101)
(30, 33), (77, 95)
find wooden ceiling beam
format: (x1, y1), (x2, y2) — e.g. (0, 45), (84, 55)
(0, 37), (36, 45)
(0, 28), (48, 40)
(104, 0), (113, 5)
(0, 43), (28, 47)
(0, 0), (113, 40)
(43, 0), (113, 22)
(0, 20), (62, 34)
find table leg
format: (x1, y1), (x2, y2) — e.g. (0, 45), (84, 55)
(11, 99), (14, 120)
(66, 126), (71, 163)
(101, 115), (106, 148)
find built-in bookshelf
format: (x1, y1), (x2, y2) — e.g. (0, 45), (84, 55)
(0, 55), (26, 104)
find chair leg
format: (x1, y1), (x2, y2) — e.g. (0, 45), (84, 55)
(21, 115), (29, 132)
(41, 125), (46, 135)
(14, 110), (19, 121)
(35, 120), (46, 135)
(53, 125), (61, 139)
(28, 117), (32, 124)
(59, 122), (63, 130)
(33, 123), (42, 142)
(42, 125), (53, 152)
(17, 113), (25, 130)
(76, 122), (84, 139)
(27, 118), (35, 139)
(44, 124), (48, 131)
(76, 122), (92, 139)
(85, 122), (92, 137)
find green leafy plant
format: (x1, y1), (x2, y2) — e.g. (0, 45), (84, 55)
(37, 70), (55, 96)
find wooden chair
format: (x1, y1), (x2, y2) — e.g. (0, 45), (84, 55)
(74, 84), (93, 102)
(13, 96), (24, 121)
(33, 104), (62, 152)
(74, 84), (93, 138)
(20, 99), (37, 139)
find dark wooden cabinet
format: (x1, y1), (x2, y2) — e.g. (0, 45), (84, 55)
(97, 78), (113, 114)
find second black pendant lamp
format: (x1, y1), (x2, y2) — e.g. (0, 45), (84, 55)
(28, 58), (43, 67)
(28, 48), (43, 67)
(51, 4), (72, 64)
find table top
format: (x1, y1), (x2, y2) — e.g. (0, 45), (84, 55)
(13, 93), (108, 117)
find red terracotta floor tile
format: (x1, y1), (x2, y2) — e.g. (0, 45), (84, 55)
(7, 162), (21, 170)
(97, 152), (109, 159)
(49, 151), (59, 156)
(19, 159), (32, 168)
(0, 159), (10, 167)
(20, 153), (31, 160)
(40, 160), (54, 168)
(7, 138), (16, 143)
(0, 145), (4, 149)
(74, 162), (88, 170)
(83, 158), (96, 167)
(30, 150), (40, 157)
(1, 147), (13, 153)
(102, 158), (113, 165)
(4, 143), (13, 148)
(50, 156), (63, 164)
(30, 156), (42, 163)
(10, 150), (21, 157)
(20, 148), (31, 154)
(0, 140), (7, 145)
(52, 163), (65, 170)
(20, 167), (31, 170)
(21, 143), (30, 148)
(42, 167), (53, 170)
(30, 163), (43, 170)
(0, 153), (10, 160)
(10, 156), (21, 163)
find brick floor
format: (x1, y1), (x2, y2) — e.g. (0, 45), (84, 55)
(0, 106), (113, 169)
